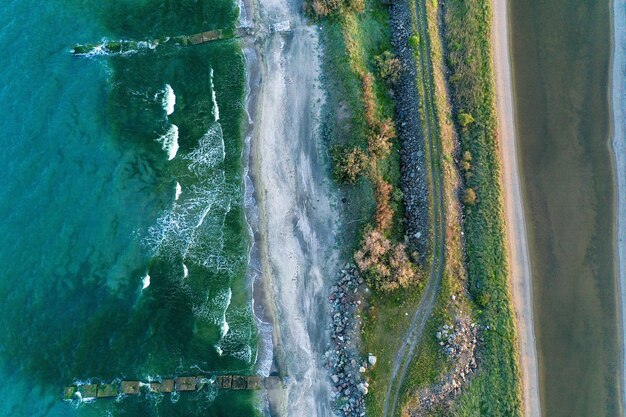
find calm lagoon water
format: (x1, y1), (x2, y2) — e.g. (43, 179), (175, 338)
(510, 0), (623, 415)
(0, 1), (258, 415)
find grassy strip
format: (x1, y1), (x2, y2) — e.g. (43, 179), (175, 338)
(440, 0), (523, 414)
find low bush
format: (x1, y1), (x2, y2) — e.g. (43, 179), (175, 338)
(332, 145), (369, 183)
(375, 51), (403, 85)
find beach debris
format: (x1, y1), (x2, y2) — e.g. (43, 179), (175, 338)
(368, 354), (377, 367)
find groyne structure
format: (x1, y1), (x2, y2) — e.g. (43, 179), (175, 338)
(71, 27), (255, 56)
(63, 375), (282, 401)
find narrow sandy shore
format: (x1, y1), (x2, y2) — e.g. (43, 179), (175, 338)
(246, 0), (340, 414)
(491, 1), (541, 416)
(611, 0), (626, 407)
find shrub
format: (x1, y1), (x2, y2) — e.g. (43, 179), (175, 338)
(476, 291), (492, 308)
(346, 0), (365, 12)
(409, 34), (420, 49)
(462, 187), (477, 205)
(306, 0), (342, 17)
(332, 145), (369, 183)
(369, 117), (395, 157)
(458, 112), (475, 127)
(374, 51), (403, 85)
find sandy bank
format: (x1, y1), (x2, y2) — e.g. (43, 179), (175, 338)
(245, 0), (340, 414)
(611, 0), (626, 408)
(491, 0), (541, 415)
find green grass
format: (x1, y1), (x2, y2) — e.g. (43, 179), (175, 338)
(442, 0), (523, 414)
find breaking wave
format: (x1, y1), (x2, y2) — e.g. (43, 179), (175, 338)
(162, 84), (176, 116)
(156, 124), (179, 160)
(210, 68), (220, 122)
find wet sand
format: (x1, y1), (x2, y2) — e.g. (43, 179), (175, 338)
(491, 0), (541, 415)
(611, 0), (626, 408)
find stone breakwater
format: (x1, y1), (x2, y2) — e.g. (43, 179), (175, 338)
(325, 266), (371, 416)
(389, 0), (431, 263)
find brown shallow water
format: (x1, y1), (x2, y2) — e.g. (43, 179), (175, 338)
(509, 0), (623, 415)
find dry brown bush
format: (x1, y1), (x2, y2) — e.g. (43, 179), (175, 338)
(368, 117), (395, 157)
(375, 180), (394, 232)
(361, 72), (377, 127)
(355, 230), (420, 292)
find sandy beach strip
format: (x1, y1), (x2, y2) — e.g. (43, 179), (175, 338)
(491, 0), (541, 416)
(611, 0), (626, 408)
(244, 0), (340, 414)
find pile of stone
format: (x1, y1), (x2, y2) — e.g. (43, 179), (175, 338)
(325, 266), (370, 417)
(410, 316), (479, 415)
(389, 0), (431, 263)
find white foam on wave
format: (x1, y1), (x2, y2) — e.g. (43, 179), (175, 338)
(157, 124), (179, 160)
(221, 287), (232, 338)
(183, 263), (188, 278)
(142, 273), (151, 289)
(209, 68), (220, 122)
(186, 123), (226, 176)
(143, 123), (241, 274)
(175, 182), (182, 201)
(163, 84), (176, 116)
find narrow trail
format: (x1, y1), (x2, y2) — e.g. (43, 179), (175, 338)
(383, 0), (447, 415)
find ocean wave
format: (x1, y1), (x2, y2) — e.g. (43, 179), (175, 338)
(156, 124), (179, 160)
(141, 273), (151, 289)
(175, 181), (182, 201)
(217, 305), (255, 363)
(162, 84), (176, 116)
(210, 68), (220, 122)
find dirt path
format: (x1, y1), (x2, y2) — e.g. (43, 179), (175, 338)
(491, 0), (541, 416)
(383, 0), (447, 414)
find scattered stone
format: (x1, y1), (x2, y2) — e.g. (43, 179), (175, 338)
(368, 355), (377, 366)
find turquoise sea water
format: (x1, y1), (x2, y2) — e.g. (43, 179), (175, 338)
(0, 1), (258, 416)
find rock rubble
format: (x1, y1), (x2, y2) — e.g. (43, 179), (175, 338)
(409, 316), (479, 415)
(325, 266), (370, 416)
